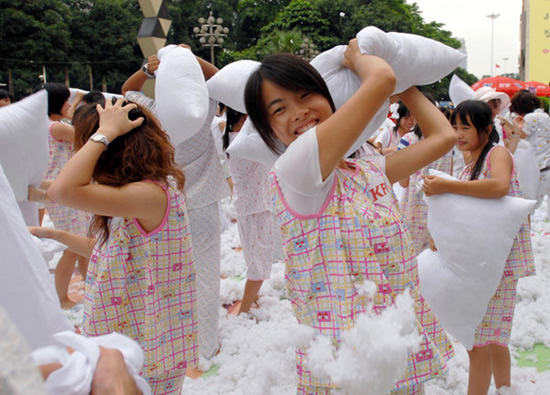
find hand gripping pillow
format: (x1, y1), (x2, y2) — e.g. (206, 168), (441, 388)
(0, 90), (49, 201)
(206, 60), (260, 114)
(155, 45), (209, 145)
(356, 26), (466, 94)
(417, 170), (536, 349)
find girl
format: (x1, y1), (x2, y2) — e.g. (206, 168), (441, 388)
(37, 99), (198, 394)
(41, 82), (90, 309)
(244, 41), (456, 393)
(374, 101), (416, 155)
(397, 105), (454, 254)
(223, 107), (274, 315)
(423, 100), (535, 394)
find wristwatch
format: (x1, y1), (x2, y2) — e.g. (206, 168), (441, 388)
(141, 64), (155, 79)
(89, 133), (109, 151)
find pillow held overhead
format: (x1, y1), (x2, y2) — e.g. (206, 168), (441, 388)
(155, 45), (209, 145)
(0, 90), (49, 201)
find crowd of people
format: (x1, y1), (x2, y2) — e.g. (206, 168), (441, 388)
(1, 36), (549, 395)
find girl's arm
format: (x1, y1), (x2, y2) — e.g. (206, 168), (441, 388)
(28, 226), (96, 258)
(316, 39), (396, 179)
(51, 122), (75, 143)
(121, 54), (159, 95)
(66, 91), (85, 120)
(47, 100), (168, 233)
(423, 146), (513, 198)
(385, 88), (456, 184)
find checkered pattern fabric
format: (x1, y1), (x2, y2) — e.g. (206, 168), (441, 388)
(460, 146), (535, 347)
(44, 121), (90, 235)
(82, 179), (198, 386)
(397, 132), (453, 254)
(271, 159), (453, 391)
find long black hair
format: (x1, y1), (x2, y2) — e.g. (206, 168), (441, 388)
(451, 100), (499, 180)
(222, 106), (246, 156)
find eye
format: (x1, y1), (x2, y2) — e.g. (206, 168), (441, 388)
(300, 92), (311, 99)
(272, 106), (285, 115)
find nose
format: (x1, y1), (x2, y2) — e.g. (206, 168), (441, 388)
(294, 105), (309, 121)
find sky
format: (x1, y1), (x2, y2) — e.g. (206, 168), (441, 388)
(408, 0), (523, 79)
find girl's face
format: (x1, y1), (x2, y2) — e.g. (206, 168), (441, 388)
(262, 79), (332, 146)
(454, 115), (487, 152)
(399, 114), (416, 132)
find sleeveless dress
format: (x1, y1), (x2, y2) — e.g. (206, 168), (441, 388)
(44, 121), (89, 235)
(397, 132), (453, 254)
(82, 179), (198, 394)
(271, 158), (453, 392)
(460, 146), (535, 347)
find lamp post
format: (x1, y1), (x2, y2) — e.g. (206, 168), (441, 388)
(487, 13), (500, 76)
(502, 57), (509, 76)
(298, 38), (319, 62)
(193, 11), (229, 65)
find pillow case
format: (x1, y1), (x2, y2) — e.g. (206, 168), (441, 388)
(206, 60), (260, 114)
(417, 170), (535, 349)
(155, 45), (209, 145)
(0, 90), (49, 201)
(449, 74), (475, 107)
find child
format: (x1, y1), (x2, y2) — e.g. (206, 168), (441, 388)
(423, 100), (535, 394)
(223, 107), (274, 314)
(244, 40), (456, 393)
(41, 82), (90, 308)
(397, 105), (454, 254)
(374, 101), (416, 155)
(38, 99), (198, 394)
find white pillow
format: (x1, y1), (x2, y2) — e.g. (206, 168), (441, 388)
(0, 90), (49, 201)
(449, 74), (475, 107)
(69, 88), (122, 104)
(155, 45), (209, 145)
(514, 139), (540, 201)
(0, 163), (73, 350)
(226, 118), (281, 166)
(417, 170), (535, 349)
(357, 26), (466, 94)
(206, 60), (260, 113)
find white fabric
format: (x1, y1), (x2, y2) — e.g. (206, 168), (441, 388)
(449, 74), (475, 107)
(0, 90), (49, 201)
(155, 45), (209, 146)
(356, 26), (466, 94)
(0, 164), (73, 351)
(69, 88), (122, 103)
(417, 169), (536, 349)
(32, 331), (150, 395)
(374, 125), (394, 149)
(473, 86), (510, 116)
(274, 128), (385, 215)
(206, 60), (261, 113)
(31, 235), (68, 264)
(514, 139), (540, 201)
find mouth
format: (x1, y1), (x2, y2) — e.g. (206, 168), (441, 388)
(294, 120), (317, 135)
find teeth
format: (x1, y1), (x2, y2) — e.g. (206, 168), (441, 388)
(296, 122), (316, 134)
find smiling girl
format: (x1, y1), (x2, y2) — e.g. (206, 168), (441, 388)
(423, 100), (535, 394)
(244, 41), (456, 393)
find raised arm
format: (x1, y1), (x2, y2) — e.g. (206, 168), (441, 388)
(316, 39), (396, 180)
(385, 88), (456, 184)
(121, 54), (159, 95)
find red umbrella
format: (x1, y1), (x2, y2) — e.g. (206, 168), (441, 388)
(471, 76), (528, 98)
(525, 81), (550, 97)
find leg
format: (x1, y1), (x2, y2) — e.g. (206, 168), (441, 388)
(490, 344), (511, 389)
(467, 346), (492, 395)
(238, 280), (263, 314)
(55, 250), (79, 309)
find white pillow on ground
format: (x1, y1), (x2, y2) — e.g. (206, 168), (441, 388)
(206, 60), (260, 113)
(155, 45), (209, 145)
(417, 169), (535, 349)
(449, 74), (475, 107)
(0, 163), (73, 350)
(0, 90), (49, 201)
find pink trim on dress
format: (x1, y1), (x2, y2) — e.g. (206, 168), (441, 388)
(132, 180), (171, 237)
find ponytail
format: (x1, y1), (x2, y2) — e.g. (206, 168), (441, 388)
(469, 123), (499, 180)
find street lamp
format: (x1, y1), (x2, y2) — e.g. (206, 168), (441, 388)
(298, 38), (319, 62)
(502, 57), (509, 76)
(487, 13), (500, 76)
(193, 11), (229, 65)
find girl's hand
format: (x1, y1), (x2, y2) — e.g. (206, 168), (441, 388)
(343, 39), (362, 75)
(429, 237), (438, 252)
(96, 99), (144, 141)
(422, 175), (449, 196)
(512, 115), (525, 134)
(146, 54), (160, 74)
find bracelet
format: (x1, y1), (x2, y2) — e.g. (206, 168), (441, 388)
(40, 190), (46, 203)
